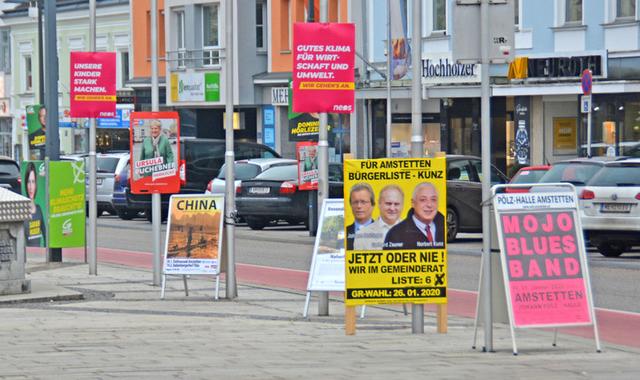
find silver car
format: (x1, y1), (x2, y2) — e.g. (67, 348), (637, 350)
(204, 158), (297, 194)
(579, 158), (640, 257)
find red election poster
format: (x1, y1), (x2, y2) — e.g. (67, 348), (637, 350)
(494, 191), (594, 328)
(130, 112), (181, 194)
(70, 52), (116, 118)
(293, 22), (355, 114)
(297, 141), (318, 190)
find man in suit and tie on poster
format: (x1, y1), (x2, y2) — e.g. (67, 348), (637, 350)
(345, 183), (375, 250)
(384, 182), (445, 250)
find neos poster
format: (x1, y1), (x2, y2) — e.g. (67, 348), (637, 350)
(129, 112), (181, 194)
(292, 22), (355, 114)
(70, 52), (116, 118)
(163, 195), (224, 275)
(494, 191), (594, 328)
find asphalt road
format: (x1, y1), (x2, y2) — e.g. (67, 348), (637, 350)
(94, 214), (640, 314)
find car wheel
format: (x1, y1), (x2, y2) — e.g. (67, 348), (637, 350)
(117, 210), (135, 221)
(446, 207), (458, 242)
(246, 217), (267, 230)
(597, 242), (627, 257)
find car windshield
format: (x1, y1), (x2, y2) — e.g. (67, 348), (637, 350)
(587, 164), (640, 186)
(0, 161), (19, 176)
(539, 163), (603, 186)
(96, 157), (120, 173)
(511, 169), (548, 184)
(217, 163), (261, 180)
(254, 165), (297, 181)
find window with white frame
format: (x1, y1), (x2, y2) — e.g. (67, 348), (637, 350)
(565, 0), (583, 24)
(433, 0), (446, 33)
(0, 30), (10, 73)
(176, 10), (186, 67)
(617, 0), (636, 19)
(117, 49), (130, 89)
(256, 0), (266, 50)
(202, 3), (220, 66)
(22, 54), (32, 92)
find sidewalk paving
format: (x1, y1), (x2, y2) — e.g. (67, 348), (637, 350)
(1, 255), (639, 379)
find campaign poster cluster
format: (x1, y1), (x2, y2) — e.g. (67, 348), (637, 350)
(163, 195), (224, 275)
(494, 191), (593, 327)
(343, 158), (448, 306)
(130, 112), (181, 194)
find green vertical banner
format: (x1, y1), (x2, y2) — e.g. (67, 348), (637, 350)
(48, 161), (86, 248)
(21, 161), (47, 247)
(204, 72), (220, 101)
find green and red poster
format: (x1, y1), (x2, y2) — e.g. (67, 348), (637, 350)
(21, 160), (86, 248)
(48, 161), (86, 248)
(26, 104), (46, 149)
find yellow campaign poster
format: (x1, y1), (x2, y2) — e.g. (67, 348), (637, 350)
(344, 158), (447, 306)
(163, 194), (224, 275)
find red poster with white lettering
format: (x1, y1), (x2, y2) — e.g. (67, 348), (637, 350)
(494, 192), (594, 328)
(130, 112), (181, 194)
(70, 52), (116, 118)
(293, 22), (355, 114)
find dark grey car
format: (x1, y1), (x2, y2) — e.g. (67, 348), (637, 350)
(445, 155), (508, 241)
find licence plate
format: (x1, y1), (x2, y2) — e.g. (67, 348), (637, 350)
(600, 203), (633, 213)
(249, 187), (270, 194)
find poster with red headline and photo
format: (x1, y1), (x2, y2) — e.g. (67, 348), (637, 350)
(494, 191), (595, 328)
(70, 52), (116, 118)
(130, 112), (180, 194)
(293, 22), (355, 114)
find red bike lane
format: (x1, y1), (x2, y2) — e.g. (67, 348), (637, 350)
(29, 247), (640, 350)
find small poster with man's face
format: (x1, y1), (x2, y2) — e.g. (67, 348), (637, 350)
(297, 141), (318, 190)
(130, 112), (181, 194)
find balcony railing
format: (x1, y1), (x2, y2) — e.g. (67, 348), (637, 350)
(166, 47), (224, 71)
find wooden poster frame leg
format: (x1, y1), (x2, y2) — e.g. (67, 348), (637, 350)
(437, 304), (448, 333)
(345, 305), (356, 335)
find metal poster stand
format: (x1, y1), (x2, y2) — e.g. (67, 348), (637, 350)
(473, 183), (601, 355)
(159, 194), (225, 300)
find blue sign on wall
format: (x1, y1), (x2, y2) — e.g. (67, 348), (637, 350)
(96, 108), (131, 129)
(263, 106), (276, 150)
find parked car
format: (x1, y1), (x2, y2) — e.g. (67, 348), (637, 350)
(62, 153), (128, 216)
(624, 142), (640, 157)
(578, 158), (640, 257)
(235, 163), (343, 230)
(126, 139), (281, 221)
(536, 157), (618, 194)
(506, 165), (551, 193)
(445, 155), (509, 241)
(112, 160), (145, 220)
(205, 158), (297, 195)
(0, 156), (21, 194)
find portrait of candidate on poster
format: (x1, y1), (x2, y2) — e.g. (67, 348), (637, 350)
(163, 195), (224, 275)
(297, 141), (318, 191)
(343, 158), (448, 306)
(130, 112), (180, 194)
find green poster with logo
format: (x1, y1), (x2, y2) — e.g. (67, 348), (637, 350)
(26, 104), (46, 149)
(48, 161), (86, 248)
(205, 72), (220, 101)
(21, 161), (47, 247)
